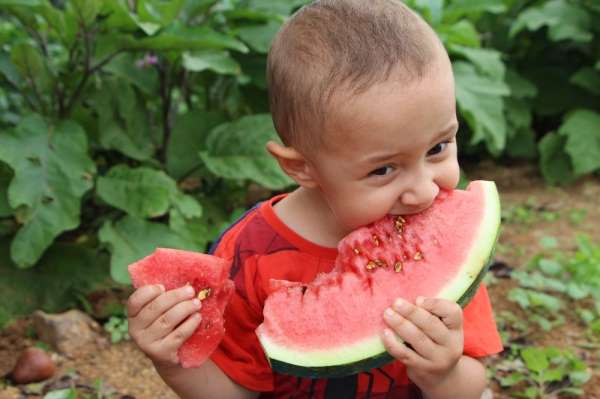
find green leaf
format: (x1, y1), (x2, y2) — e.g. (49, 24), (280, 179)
(521, 347), (549, 373)
(103, 53), (159, 95)
(0, 0), (40, 6)
(571, 67), (600, 95)
(11, 41), (49, 90)
(538, 132), (575, 185)
(438, 19), (480, 48)
(509, 0), (592, 43)
(244, 0), (308, 16)
(0, 115), (95, 267)
(131, 24), (248, 53)
(0, 53), (22, 87)
(558, 110), (600, 175)
(169, 208), (209, 252)
(0, 164), (13, 217)
(182, 50), (241, 75)
(454, 61), (509, 155)
(43, 388), (77, 399)
(443, 0), (506, 21)
(99, 216), (200, 284)
(237, 21), (282, 54)
(200, 114), (293, 189)
(92, 78), (155, 161)
(96, 165), (175, 219)
(166, 110), (226, 179)
(449, 46), (505, 80)
(69, 0), (102, 26)
(505, 69), (537, 99)
(0, 239), (111, 328)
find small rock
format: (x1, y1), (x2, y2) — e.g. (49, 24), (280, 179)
(32, 310), (102, 357)
(10, 347), (56, 384)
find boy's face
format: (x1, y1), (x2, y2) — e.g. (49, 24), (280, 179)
(307, 56), (460, 234)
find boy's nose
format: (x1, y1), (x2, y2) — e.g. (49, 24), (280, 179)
(399, 180), (439, 213)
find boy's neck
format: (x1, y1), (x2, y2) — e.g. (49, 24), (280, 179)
(273, 187), (348, 248)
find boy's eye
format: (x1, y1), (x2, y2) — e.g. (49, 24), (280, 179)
(427, 141), (449, 156)
(369, 165), (394, 177)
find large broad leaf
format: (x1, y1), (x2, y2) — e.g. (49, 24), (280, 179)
(558, 110), (600, 176)
(0, 115), (95, 268)
(454, 61), (509, 155)
(0, 163), (13, 217)
(509, 0), (592, 43)
(99, 216), (202, 284)
(237, 21), (282, 54)
(131, 24), (248, 53)
(438, 19), (480, 48)
(443, 0), (506, 21)
(103, 53), (159, 95)
(92, 78), (155, 161)
(199, 114), (293, 189)
(166, 110), (226, 179)
(570, 67), (600, 96)
(11, 41), (50, 91)
(0, 239), (111, 328)
(538, 132), (575, 185)
(449, 45), (505, 81)
(96, 164), (203, 219)
(182, 50), (241, 76)
(97, 165), (173, 219)
(244, 0), (309, 16)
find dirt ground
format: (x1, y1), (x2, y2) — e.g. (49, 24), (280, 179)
(1, 161), (599, 399)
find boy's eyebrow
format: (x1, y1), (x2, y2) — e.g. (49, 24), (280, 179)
(363, 122), (459, 164)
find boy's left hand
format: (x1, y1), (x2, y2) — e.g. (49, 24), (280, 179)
(382, 296), (464, 386)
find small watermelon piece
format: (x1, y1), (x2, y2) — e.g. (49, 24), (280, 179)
(128, 248), (234, 368)
(256, 180), (500, 377)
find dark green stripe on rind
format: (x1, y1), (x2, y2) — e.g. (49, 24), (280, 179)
(270, 351), (394, 378)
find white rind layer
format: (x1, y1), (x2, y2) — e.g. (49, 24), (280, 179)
(257, 180), (501, 368)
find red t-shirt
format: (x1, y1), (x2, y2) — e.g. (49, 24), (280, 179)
(210, 195), (503, 398)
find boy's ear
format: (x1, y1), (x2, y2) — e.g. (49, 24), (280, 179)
(266, 141), (318, 188)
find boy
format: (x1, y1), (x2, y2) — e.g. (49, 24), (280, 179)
(126, 1), (503, 398)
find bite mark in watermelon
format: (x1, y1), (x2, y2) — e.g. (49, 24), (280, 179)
(128, 248), (234, 368)
(256, 180), (501, 377)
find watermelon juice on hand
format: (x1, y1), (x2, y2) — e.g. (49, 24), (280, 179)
(127, 249), (234, 368)
(256, 180), (500, 378)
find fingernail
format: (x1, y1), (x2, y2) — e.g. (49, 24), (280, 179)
(157, 284), (165, 292)
(192, 298), (201, 307)
(393, 298), (406, 311)
(186, 285), (195, 296)
(384, 308), (395, 318)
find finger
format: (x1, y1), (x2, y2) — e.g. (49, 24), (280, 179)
(391, 298), (449, 345)
(127, 284), (164, 318)
(381, 328), (423, 368)
(383, 307), (436, 360)
(416, 297), (463, 331)
(145, 297), (202, 342)
(159, 312), (203, 363)
(135, 285), (197, 330)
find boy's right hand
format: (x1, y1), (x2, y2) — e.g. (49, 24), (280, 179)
(127, 284), (202, 368)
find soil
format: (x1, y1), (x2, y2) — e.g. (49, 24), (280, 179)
(1, 161), (599, 399)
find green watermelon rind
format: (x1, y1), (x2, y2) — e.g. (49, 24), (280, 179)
(261, 181), (501, 378)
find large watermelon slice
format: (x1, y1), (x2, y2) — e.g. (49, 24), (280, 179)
(256, 180), (500, 377)
(128, 248), (234, 368)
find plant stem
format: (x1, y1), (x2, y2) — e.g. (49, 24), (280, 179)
(158, 59), (173, 163)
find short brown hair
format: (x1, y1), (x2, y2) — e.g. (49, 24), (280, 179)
(267, 0), (442, 152)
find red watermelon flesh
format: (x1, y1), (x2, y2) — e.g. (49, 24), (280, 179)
(128, 248), (234, 368)
(256, 180), (500, 377)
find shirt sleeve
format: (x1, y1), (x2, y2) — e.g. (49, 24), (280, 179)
(462, 283), (504, 358)
(211, 254), (274, 392)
